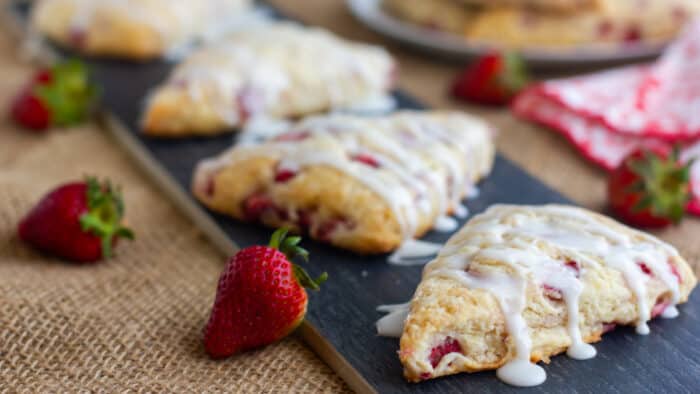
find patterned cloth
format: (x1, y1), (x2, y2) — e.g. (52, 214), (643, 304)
(514, 21), (700, 215)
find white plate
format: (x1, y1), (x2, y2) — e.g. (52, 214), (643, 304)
(347, 0), (666, 68)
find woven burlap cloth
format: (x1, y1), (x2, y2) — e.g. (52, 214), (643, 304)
(1, 0), (698, 392)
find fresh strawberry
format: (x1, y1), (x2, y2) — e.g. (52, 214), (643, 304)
(18, 177), (134, 262)
(10, 59), (97, 131)
(451, 52), (529, 106)
(204, 228), (327, 358)
(11, 93), (51, 130)
(608, 146), (693, 228)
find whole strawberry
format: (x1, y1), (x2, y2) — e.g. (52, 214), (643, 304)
(608, 147), (693, 228)
(204, 228), (327, 358)
(451, 52), (529, 106)
(10, 59), (97, 131)
(18, 177), (134, 262)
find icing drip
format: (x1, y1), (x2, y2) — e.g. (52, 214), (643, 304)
(379, 205), (685, 387)
(454, 204), (469, 219)
(466, 185), (480, 199)
(496, 359), (546, 387)
(432, 269), (547, 386)
(434, 216), (459, 232)
(388, 240), (443, 266)
(238, 117), (293, 144)
(335, 94), (397, 114)
(376, 303), (411, 338)
(661, 305), (679, 319)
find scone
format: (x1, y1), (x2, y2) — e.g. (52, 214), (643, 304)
(142, 22), (396, 137)
(384, 0), (700, 49)
(192, 111), (495, 254)
(392, 204), (696, 386)
(31, 0), (251, 59)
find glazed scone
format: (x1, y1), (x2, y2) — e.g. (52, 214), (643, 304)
(142, 22), (396, 136)
(31, 0), (251, 59)
(192, 111), (494, 254)
(393, 205), (696, 385)
(384, 0), (700, 49)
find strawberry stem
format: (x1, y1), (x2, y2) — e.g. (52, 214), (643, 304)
(269, 227), (308, 261)
(626, 147), (692, 223)
(499, 52), (530, 95)
(78, 177), (134, 258)
(35, 59), (98, 127)
(292, 265), (328, 291)
(268, 227), (327, 290)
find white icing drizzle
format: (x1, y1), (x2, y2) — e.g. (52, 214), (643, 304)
(334, 94), (397, 115)
(454, 204), (469, 219)
(376, 303), (411, 338)
(376, 204), (685, 387)
(466, 185), (480, 199)
(238, 116), (293, 144)
(496, 359), (546, 387)
(173, 43), (290, 126)
(434, 216), (459, 233)
(161, 22), (395, 123)
(388, 240), (444, 266)
(201, 111), (492, 261)
(661, 305), (679, 319)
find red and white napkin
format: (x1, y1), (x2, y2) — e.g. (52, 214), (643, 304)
(513, 21), (700, 215)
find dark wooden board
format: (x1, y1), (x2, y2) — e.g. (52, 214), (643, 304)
(9, 2), (700, 393)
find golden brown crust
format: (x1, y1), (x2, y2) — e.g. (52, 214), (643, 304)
(399, 204), (697, 382)
(202, 159), (405, 254)
(142, 23), (395, 137)
(192, 111), (495, 254)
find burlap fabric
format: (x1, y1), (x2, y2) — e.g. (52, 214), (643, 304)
(1, 0), (699, 392)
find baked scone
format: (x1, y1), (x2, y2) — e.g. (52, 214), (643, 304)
(31, 0), (252, 59)
(384, 0), (700, 49)
(192, 111), (495, 254)
(142, 22), (396, 136)
(388, 204), (696, 386)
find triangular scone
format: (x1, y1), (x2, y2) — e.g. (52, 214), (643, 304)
(141, 22), (395, 136)
(31, 0), (251, 59)
(192, 111), (494, 254)
(399, 205), (696, 385)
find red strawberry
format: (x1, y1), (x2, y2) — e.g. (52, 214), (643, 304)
(204, 228), (327, 358)
(608, 146), (693, 228)
(11, 92), (51, 130)
(451, 52), (529, 106)
(18, 177), (134, 262)
(10, 59), (97, 131)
